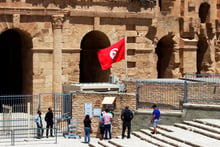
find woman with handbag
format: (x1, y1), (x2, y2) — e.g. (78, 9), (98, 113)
(83, 115), (92, 143)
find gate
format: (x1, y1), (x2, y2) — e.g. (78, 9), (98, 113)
(54, 93), (72, 136)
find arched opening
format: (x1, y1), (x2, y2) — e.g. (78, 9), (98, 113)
(0, 29), (33, 112)
(199, 2), (210, 23)
(80, 31), (111, 83)
(156, 35), (175, 78)
(197, 35), (209, 74)
(0, 29), (33, 94)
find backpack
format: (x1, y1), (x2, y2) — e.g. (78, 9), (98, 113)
(123, 110), (132, 121)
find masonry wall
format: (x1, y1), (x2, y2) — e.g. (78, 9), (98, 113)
(71, 92), (136, 138)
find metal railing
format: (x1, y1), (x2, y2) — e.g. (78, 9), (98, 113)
(184, 73), (220, 104)
(136, 79), (184, 110)
(0, 128), (57, 146)
(136, 74), (220, 111)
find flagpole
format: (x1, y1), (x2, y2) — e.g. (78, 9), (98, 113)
(125, 36), (128, 80)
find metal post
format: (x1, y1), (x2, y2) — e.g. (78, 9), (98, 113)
(184, 80), (187, 103)
(27, 102), (30, 139)
(11, 130), (15, 146)
(54, 93), (56, 137)
(136, 81), (139, 110)
(55, 128), (57, 144)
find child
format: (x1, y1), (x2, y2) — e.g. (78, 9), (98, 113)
(151, 104), (160, 134)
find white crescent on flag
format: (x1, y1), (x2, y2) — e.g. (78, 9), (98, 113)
(110, 48), (118, 59)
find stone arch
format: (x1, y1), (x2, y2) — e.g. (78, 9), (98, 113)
(155, 34), (176, 78)
(199, 2), (210, 23)
(80, 31), (111, 83)
(0, 28), (33, 95)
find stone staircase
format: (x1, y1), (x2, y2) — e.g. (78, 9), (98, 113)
(89, 119), (220, 147)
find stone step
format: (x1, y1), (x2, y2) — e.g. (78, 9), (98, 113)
(183, 120), (220, 134)
(98, 140), (117, 147)
(133, 131), (174, 147)
(89, 140), (103, 147)
(140, 129), (191, 147)
(157, 125), (220, 146)
(193, 119), (220, 129)
(108, 135), (157, 147)
(174, 123), (220, 140)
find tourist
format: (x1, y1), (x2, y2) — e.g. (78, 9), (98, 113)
(151, 104), (160, 134)
(45, 107), (54, 138)
(102, 109), (113, 139)
(35, 110), (44, 139)
(99, 112), (105, 140)
(121, 105), (133, 139)
(83, 115), (92, 143)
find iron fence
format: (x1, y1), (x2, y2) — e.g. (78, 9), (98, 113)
(0, 128), (57, 146)
(136, 79), (184, 110)
(54, 93), (72, 136)
(184, 73), (220, 104)
(0, 95), (39, 135)
(136, 74), (220, 110)
(0, 93), (74, 144)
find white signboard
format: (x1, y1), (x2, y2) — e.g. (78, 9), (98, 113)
(93, 108), (101, 116)
(84, 103), (92, 118)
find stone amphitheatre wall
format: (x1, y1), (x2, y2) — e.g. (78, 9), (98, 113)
(0, 0), (220, 106)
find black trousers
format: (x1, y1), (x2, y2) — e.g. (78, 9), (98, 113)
(46, 123), (53, 137)
(122, 121), (131, 138)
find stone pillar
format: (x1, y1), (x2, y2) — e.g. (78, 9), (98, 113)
(181, 38), (198, 74)
(52, 15), (64, 93)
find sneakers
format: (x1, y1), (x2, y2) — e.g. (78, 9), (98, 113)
(151, 131), (155, 134)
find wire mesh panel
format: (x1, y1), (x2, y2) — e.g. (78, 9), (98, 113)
(0, 128), (57, 146)
(54, 94), (72, 136)
(136, 79), (184, 110)
(185, 73), (220, 104)
(0, 95), (39, 143)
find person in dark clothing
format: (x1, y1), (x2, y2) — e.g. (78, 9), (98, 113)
(121, 106), (133, 139)
(84, 115), (92, 143)
(45, 107), (54, 138)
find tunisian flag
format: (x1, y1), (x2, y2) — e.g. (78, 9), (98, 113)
(97, 38), (125, 70)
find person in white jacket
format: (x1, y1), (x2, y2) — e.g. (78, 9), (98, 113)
(35, 110), (44, 139)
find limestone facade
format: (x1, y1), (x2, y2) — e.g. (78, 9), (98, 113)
(0, 0), (219, 95)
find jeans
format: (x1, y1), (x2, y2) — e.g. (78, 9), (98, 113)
(104, 124), (111, 139)
(122, 121), (131, 138)
(84, 127), (90, 143)
(36, 123), (44, 138)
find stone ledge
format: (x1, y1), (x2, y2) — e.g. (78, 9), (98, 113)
(135, 109), (182, 116)
(183, 103), (220, 111)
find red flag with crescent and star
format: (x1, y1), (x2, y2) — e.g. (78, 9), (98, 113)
(97, 38), (125, 70)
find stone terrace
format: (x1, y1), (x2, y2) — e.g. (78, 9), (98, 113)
(2, 119), (220, 146)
